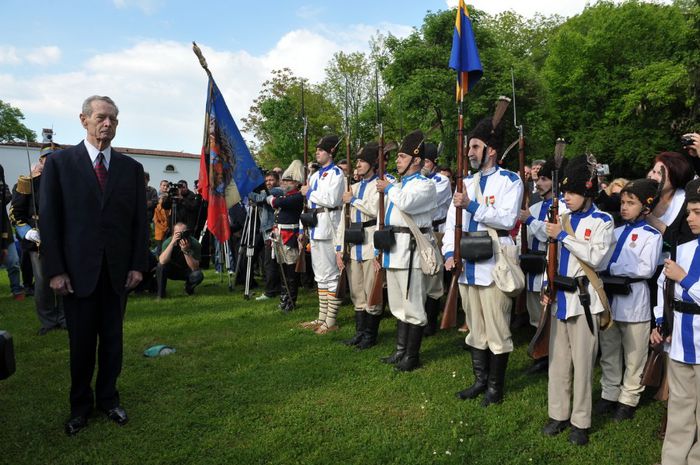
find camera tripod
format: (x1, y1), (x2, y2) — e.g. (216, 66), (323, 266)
(235, 202), (258, 300)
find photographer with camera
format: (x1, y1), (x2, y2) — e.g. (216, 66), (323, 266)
(162, 180), (201, 232)
(156, 222), (204, 298)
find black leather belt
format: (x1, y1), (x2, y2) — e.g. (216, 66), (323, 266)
(674, 300), (700, 315)
(317, 207), (339, 213)
(392, 226), (430, 235)
(432, 218), (447, 228)
(465, 230), (509, 237)
(361, 219), (377, 228)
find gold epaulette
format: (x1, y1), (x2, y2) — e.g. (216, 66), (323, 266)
(16, 175), (33, 195)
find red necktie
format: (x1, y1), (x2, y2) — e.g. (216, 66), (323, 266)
(95, 152), (108, 191)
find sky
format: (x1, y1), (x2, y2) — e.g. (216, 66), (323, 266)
(0, 0), (671, 154)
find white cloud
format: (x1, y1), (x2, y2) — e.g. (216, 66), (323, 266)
(26, 46), (62, 65)
(0, 46), (20, 65)
(112, 0), (165, 15)
(2, 22), (415, 154)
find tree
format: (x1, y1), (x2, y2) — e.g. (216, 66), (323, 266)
(0, 100), (36, 143)
(242, 68), (341, 168)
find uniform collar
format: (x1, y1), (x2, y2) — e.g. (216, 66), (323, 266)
(625, 218), (646, 228)
(402, 171), (421, 185)
(571, 203), (595, 218)
(318, 162), (335, 175)
(480, 166), (497, 178)
(361, 174), (378, 184)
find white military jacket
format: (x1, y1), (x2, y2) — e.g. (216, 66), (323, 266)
(427, 171), (453, 232)
(306, 162), (345, 241)
(606, 219), (662, 322)
(524, 197), (568, 292)
(334, 175), (379, 262)
(550, 205), (615, 320)
(442, 166), (523, 286)
(381, 171), (437, 269)
(653, 237), (700, 364)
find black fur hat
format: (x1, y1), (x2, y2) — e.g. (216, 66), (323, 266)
(357, 142), (379, 166)
(560, 155), (597, 197)
(316, 135), (341, 156)
(398, 130), (425, 159)
(424, 142), (438, 162)
(469, 117), (506, 154)
(536, 157), (568, 181)
(621, 178), (660, 210)
(686, 178), (700, 204)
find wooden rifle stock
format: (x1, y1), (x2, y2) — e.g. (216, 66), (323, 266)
(336, 84), (352, 300)
(440, 102), (465, 330)
(527, 139), (564, 359)
(296, 81), (309, 275)
(367, 72), (386, 308)
(514, 125), (528, 316)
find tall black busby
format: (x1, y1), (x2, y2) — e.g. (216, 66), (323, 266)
(316, 135), (341, 156)
(468, 96), (511, 155)
(357, 142), (379, 166)
(424, 142), (438, 162)
(620, 178), (660, 210)
(560, 155), (598, 197)
(399, 130), (425, 159)
(686, 178), (700, 204)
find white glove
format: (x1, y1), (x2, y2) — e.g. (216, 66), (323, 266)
(25, 229), (40, 243)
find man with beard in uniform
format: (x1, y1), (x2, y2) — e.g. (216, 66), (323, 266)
(336, 142), (381, 349)
(267, 160), (305, 313)
(443, 111), (523, 407)
(376, 130), (437, 372)
(422, 142), (452, 336)
(300, 135), (345, 334)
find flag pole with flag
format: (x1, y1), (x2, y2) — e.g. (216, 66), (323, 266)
(441, 0), (483, 329)
(192, 42), (265, 245)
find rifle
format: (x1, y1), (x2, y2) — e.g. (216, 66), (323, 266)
(367, 69), (386, 307)
(335, 78), (352, 299)
(440, 96), (465, 329)
(527, 138), (566, 359)
(512, 70), (528, 318)
(295, 81), (308, 274)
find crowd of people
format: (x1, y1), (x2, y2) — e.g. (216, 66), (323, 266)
(2, 94), (700, 465)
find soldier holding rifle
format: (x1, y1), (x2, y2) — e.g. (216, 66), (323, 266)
(443, 103), (523, 407)
(375, 130), (437, 372)
(299, 135), (345, 334)
(336, 142), (382, 349)
(541, 155), (615, 446)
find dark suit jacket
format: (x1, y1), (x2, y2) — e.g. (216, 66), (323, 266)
(39, 141), (149, 298)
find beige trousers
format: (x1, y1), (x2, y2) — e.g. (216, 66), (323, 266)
(459, 283), (513, 354)
(527, 291), (543, 328)
(387, 268), (427, 326)
(662, 359), (700, 465)
(599, 321), (650, 407)
(349, 259), (380, 315)
(548, 313), (599, 429)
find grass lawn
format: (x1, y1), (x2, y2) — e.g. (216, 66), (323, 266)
(0, 270), (664, 465)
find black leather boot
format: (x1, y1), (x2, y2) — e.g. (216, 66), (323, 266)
(343, 311), (366, 346)
(395, 323), (424, 372)
(357, 312), (381, 350)
(381, 320), (408, 364)
(456, 348), (490, 400)
(424, 297), (440, 337)
(482, 352), (509, 407)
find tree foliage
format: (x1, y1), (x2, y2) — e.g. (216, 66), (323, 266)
(0, 100), (36, 143)
(245, 1), (699, 178)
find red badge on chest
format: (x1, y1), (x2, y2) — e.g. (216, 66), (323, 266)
(322, 172), (328, 179)
(584, 229), (591, 240)
(631, 233), (638, 242)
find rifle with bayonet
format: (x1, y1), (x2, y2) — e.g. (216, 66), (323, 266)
(295, 81), (309, 274)
(335, 78), (352, 299)
(367, 70), (386, 308)
(513, 70), (528, 319)
(528, 138), (566, 359)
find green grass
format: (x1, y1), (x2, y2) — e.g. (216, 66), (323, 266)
(0, 270), (664, 465)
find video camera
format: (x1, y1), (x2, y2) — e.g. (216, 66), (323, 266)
(167, 182), (182, 197)
(681, 136), (694, 148)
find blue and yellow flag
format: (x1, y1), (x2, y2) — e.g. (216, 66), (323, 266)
(448, 0), (483, 101)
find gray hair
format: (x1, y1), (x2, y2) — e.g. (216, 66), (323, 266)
(81, 95), (119, 116)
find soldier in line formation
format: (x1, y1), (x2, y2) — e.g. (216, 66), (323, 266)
(259, 103), (700, 457)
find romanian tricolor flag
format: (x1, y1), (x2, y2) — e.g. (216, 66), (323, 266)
(448, 0), (483, 101)
(198, 77), (264, 243)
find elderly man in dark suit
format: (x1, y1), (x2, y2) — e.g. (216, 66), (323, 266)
(40, 95), (148, 435)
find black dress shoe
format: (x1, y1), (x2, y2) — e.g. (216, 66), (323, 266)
(542, 418), (569, 436)
(612, 403), (636, 422)
(593, 398), (617, 415)
(64, 416), (88, 436)
(569, 426), (589, 446)
(102, 406), (129, 426)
